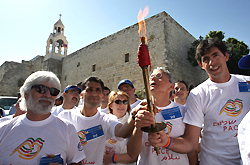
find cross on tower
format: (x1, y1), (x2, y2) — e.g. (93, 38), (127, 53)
(59, 14), (62, 20)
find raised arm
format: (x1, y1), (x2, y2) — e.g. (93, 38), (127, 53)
(127, 127), (143, 159)
(114, 115), (135, 138)
(114, 100), (155, 138)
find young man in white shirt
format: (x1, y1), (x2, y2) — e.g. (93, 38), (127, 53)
(59, 76), (136, 164)
(136, 38), (250, 165)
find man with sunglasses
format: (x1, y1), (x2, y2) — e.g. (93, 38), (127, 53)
(52, 85), (81, 116)
(118, 79), (141, 110)
(0, 71), (85, 164)
(59, 76), (136, 164)
(127, 67), (193, 165)
(137, 38), (250, 165)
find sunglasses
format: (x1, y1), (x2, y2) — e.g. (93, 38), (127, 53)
(150, 72), (163, 80)
(114, 99), (129, 105)
(31, 84), (60, 96)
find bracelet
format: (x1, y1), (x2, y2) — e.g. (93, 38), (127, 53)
(163, 135), (172, 149)
(112, 154), (117, 164)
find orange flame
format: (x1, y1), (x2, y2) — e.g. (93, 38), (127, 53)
(137, 6), (149, 45)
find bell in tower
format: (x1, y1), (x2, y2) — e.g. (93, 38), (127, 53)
(44, 14), (68, 61)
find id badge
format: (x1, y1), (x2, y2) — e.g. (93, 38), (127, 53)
(84, 125), (104, 141)
(39, 154), (63, 165)
(239, 82), (250, 92)
(161, 106), (182, 120)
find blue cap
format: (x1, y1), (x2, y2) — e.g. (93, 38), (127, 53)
(64, 85), (82, 94)
(118, 79), (134, 89)
(238, 54), (250, 69)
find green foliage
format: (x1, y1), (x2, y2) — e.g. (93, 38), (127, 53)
(135, 89), (146, 100)
(187, 31), (250, 76)
(205, 31), (225, 40)
(187, 36), (203, 66)
(226, 37), (250, 75)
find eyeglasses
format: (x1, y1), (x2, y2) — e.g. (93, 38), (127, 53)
(114, 100), (129, 105)
(150, 72), (163, 80)
(31, 84), (60, 96)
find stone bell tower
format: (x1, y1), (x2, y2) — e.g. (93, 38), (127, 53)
(44, 14), (68, 61)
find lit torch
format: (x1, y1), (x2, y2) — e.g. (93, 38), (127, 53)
(137, 7), (166, 156)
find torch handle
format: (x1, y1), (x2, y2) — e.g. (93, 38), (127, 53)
(141, 66), (155, 124)
(141, 66), (160, 155)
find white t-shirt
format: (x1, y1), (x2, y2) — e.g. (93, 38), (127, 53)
(0, 114), (85, 164)
(0, 109), (6, 117)
(98, 106), (109, 114)
(130, 99), (141, 111)
(58, 109), (120, 165)
(238, 110), (250, 165)
(184, 74), (250, 165)
(104, 112), (136, 165)
(51, 105), (78, 116)
(78, 98), (84, 107)
(138, 101), (189, 165)
(0, 115), (13, 122)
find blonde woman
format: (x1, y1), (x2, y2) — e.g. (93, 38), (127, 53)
(103, 91), (137, 165)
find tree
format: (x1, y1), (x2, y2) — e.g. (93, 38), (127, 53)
(187, 36), (203, 67)
(226, 37), (250, 75)
(205, 31), (225, 40)
(187, 31), (250, 76)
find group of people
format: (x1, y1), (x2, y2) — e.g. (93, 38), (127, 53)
(0, 37), (249, 165)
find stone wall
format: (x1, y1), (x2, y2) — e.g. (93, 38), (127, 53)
(162, 12), (208, 87)
(0, 11), (208, 96)
(61, 11), (207, 92)
(0, 62), (33, 96)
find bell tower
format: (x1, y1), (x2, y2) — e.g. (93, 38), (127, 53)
(44, 14), (68, 61)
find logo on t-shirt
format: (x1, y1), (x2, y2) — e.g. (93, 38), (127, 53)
(164, 121), (173, 135)
(78, 130), (88, 149)
(10, 137), (44, 160)
(219, 98), (243, 117)
(108, 138), (118, 145)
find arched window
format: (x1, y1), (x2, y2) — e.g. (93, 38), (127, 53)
(17, 78), (24, 87)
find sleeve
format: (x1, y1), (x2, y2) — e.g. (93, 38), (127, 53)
(66, 123), (86, 164)
(51, 106), (58, 116)
(238, 112), (250, 164)
(183, 92), (204, 128)
(105, 114), (120, 138)
(57, 110), (69, 121)
(2, 109), (6, 117)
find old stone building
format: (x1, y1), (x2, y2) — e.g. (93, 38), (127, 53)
(0, 11), (207, 96)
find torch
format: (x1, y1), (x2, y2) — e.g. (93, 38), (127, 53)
(137, 7), (166, 156)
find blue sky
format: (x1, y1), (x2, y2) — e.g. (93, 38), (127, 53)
(0, 0), (249, 66)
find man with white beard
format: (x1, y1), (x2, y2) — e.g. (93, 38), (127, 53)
(0, 71), (85, 165)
